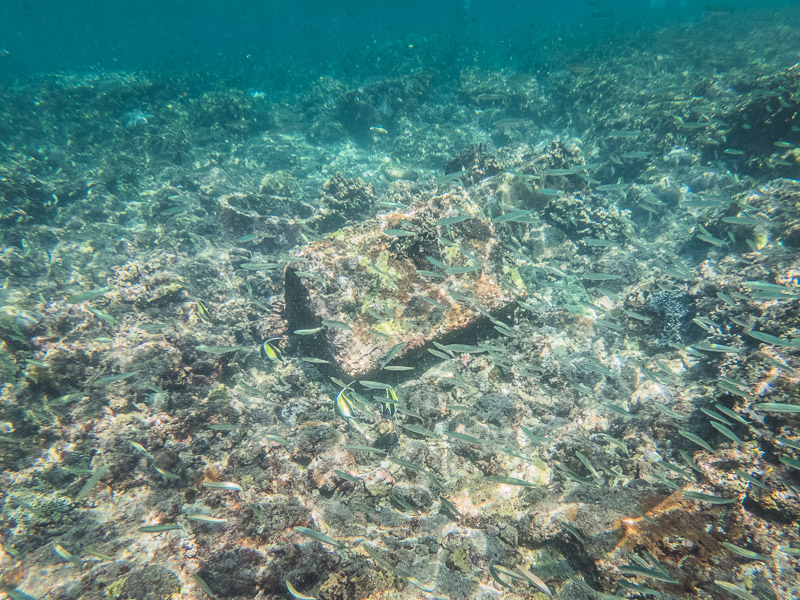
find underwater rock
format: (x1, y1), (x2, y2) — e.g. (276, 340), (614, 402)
(626, 289), (695, 348)
(197, 547), (267, 597)
(106, 564), (181, 600)
(284, 188), (526, 378)
(444, 144), (504, 186)
(306, 173), (376, 234)
(541, 191), (634, 248)
(217, 193), (303, 251)
(331, 71), (432, 143)
(392, 481), (434, 511)
(720, 64), (800, 174)
(474, 392), (518, 426)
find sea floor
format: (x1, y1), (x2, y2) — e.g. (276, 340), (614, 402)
(1, 10), (800, 600)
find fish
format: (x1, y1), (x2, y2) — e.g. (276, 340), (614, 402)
(404, 577), (435, 593)
(138, 323), (169, 331)
(54, 544), (80, 566)
(603, 402), (638, 419)
(633, 509), (658, 525)
(493, 209), (535, 223)
(84, 549), (114, 561)
(780, 456), (800, 470)
(746, 330), (799, 348)
(186, 514), (228, 524)
(129, 441), (152, 457)
(400, 423), (438, 438)
(295, 270), (326, 287)
(381, 342), (407, 368)
(721, 541), (770, 561)
(294, 327), (323, 335)
(575, 451), (602, 482)
(432, 495), (460, 520)
(383, 229), (417, 237)
(714, 581), (759, 600)
(333, 470), (362, 484)
(682, 491), (735, 504)
(697, 232), (728, 247)
(445, 265), (479, 275)
(321, 319), (353, 331)
(192, 574), (219, 599)
(679, 430), (714, 452)
(753, 403), (800, 413)
(653, 402), (686, 419)
(444, 343), (484, 354)
(660, 461), (691, 479)
(692, 342), (740, 354)
(651, 473), (681, 490)
(260, 338), (283, 361)
(582, 272), (621, 281)
(623, 309), (651, 322)
(96, 372), (138, 385)
(387, 456), (425, 472)
(516, 566), (552, 598)
(596, 183), (627, 191)
(48, 392), (85, 407)
(75, 465), (109, 501)
(343, 445), (385, 455)
(87, 307), (115, 325)
(619, 564), (679, 584)
(197, 345), (241, 355)
(264, 434), (290, 445)
(239, 262), (280, 270)
(202, 481), (243, 492)
(301, 357), (330, 364)
(335, 389), (356, 420)
(446, 431), (483, 445)
(717, 381), (751, 399)
(294, 526), (345, 548)
(67, 286), (110, 304)
(436, 215), (472, 227)
(679, 451), (703, 473)
(286, 581), (316, 600)
(701, 407), (734, 426)
(600, 434), (630, 457)
(146, 464), (177, 481)
(139, 523), (185, 533)
(209, 424), (239, 432)
(710, 421), (743, 444)
(562, 523), (585, 544)
(190, 300), (209, 323)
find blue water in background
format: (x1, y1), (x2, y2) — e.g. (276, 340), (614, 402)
(1, 0), (795, 84)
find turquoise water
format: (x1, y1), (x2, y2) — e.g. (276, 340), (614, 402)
(1, 2), (800, 600)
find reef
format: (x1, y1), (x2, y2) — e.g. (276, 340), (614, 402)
(1, 10), (800, 600)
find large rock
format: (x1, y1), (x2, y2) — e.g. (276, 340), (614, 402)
(284, 189), (527, 378)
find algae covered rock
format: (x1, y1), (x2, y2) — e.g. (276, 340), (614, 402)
(307, 173), (377, 234)
(107, 565), (181, 600)
(284, 188), (526, 378)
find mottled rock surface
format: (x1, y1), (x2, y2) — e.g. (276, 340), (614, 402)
(284, 189), (527, 377)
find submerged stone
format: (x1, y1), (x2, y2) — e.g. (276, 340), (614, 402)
(284, 189), (526, 378)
